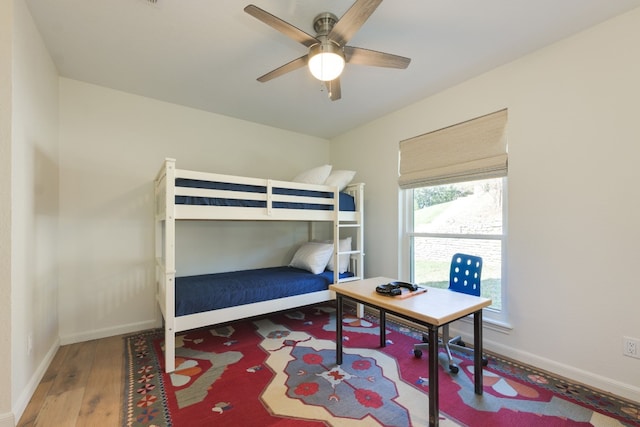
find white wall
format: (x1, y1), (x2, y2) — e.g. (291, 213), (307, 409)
(9, 0), (60, 424)
(58, 79), (331, 343)
(0, 2), (14, 425)
(330, 7), (640, 401)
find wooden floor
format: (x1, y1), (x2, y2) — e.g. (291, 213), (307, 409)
(17, 335), (124, 427)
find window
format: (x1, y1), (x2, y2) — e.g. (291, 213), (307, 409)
(405, 177), (506, 316)
(398, 109), (509, 324)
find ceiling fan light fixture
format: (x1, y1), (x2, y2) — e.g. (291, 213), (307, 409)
(308, 41), (345, 82)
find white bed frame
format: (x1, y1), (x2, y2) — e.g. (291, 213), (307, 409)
(154, 158), (364, 372)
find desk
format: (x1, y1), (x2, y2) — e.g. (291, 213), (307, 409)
(330, 277), (492, 427)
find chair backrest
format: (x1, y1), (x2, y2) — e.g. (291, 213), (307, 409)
(449, 253), (483, 296)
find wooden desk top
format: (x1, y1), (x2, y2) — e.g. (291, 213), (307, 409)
(330, 276), (492, 326)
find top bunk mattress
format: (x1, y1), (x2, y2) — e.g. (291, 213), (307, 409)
(175, 178), (355, 211)
(175, 266), (351, 316)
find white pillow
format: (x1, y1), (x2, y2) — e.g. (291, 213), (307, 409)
(324, 170), (356, 192)
(292, 164), (332, 185)
(289, 242), (334, 274)
(326, 237), (352, 274)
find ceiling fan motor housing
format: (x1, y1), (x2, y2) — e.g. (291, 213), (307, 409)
(313, 12), (339, 36)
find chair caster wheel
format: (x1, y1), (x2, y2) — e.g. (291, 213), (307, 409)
(449, 365), (459, 374)
(413, 349), (423, 358)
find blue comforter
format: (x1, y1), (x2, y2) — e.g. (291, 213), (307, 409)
(175, 266), (349, 316)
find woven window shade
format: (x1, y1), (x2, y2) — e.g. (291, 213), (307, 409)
(398, 109), (508, 189)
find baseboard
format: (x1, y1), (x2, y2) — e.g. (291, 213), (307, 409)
(375, 308), (640, 403)
(59, 319), (160, 345)
(451, 328), (640, 404)
(0, 411), (15, 427)
(12, 320), (160, 424)
(12, 337), (60, 425)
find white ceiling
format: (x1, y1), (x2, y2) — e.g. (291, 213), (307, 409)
(25, 0), (640, 139)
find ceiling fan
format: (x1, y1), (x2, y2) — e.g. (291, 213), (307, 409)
(244, 0), (411, 101)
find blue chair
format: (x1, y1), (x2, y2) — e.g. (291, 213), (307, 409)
(413, 253), (488, 373)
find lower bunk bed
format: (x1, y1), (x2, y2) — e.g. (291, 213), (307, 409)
(159, 266), (353, 372)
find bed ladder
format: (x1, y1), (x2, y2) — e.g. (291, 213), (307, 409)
(335, 182), (364, 284)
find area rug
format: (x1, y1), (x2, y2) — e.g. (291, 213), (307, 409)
(123, 304), (640, 426)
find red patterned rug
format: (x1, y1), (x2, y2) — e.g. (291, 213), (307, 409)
(123, 304), (640, 426)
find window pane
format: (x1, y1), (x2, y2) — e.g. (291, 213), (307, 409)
(411, 177), (504, 312)
(413, 179), (502, 235)
(412, 237), (502, 310)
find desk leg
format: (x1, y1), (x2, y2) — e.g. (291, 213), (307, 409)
(379, 310), (386, 347)
(474, 310), (483, 395)
(428, 325), (439, 427)
(336, 294), (343, 365)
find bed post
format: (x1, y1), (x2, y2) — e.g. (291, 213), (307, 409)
(355, 183), (365, 318)
(164, 158), (177, 373)
(354, 182), (365, 281)
(333, 187), (340, 286)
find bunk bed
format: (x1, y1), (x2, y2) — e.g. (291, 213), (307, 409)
(155, 158), (364, 372)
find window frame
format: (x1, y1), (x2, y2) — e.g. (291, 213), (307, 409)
(400, 177), (511, 328)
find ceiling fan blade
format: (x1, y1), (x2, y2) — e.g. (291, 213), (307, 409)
(344, 46), (411, 69)
(325, 78), (342, 101)
(257, 55), (309, 82)
(329, 0), (383, 46)
(244, 5), (318, 48)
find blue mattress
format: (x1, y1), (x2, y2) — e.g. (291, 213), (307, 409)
(175, 266), (352, 316)
(174, 178), (355, 211)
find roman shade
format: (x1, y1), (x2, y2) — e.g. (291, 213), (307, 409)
(398, 109), (508, 189)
